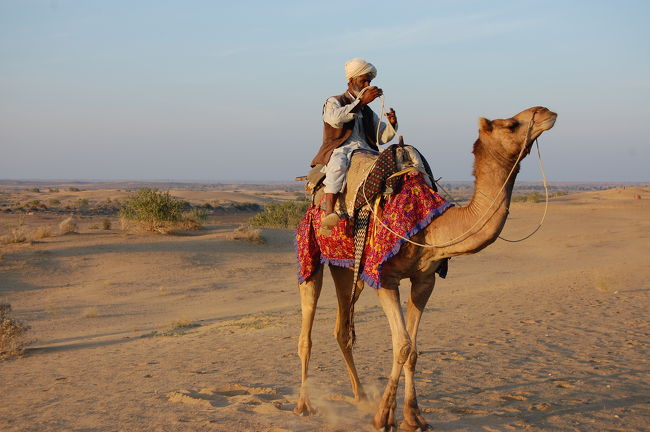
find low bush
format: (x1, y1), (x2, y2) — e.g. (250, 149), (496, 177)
(59, 216), (79, 234)
(1, 215), (27, 244)
(248, 200), (309, 229)
(119, 188), (203, 233)
(187, 207), (209, 224)
(31, 226), (52, 240)
(512, 192), (545, 203)
(0, 303), (31, 359)
(228, 225), (264, 243)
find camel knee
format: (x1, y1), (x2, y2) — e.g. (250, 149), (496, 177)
(405, 348), (418, 370)
(397, 341), (413, 365)
(297, 337), (312, 359)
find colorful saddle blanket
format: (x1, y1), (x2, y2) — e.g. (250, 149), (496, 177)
(352, 144), (437, 215)
(296, 172), (453, 289)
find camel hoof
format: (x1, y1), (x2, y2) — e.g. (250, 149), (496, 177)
(293, 402), (316, 417)
(399, 422), (430, 432)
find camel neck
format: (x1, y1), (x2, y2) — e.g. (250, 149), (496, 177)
(422, 139), (519, 258)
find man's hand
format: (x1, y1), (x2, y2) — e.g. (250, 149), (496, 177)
(387, 108), (397, 126)
(359, 86), (383, 105)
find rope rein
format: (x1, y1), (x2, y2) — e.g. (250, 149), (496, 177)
(364, 97), (548, 248)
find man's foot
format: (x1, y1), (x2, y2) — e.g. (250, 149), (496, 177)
(319, 212), (340, 236)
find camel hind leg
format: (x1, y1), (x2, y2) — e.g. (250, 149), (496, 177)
(330, 265), (367, 401)
(294, 265), (324, 416)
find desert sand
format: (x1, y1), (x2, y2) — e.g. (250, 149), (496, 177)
(1, 186), (649, 431)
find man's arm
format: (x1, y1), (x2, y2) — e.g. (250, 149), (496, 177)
(322, 97), (359, 128)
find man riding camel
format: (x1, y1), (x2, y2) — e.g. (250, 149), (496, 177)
(311, 57), (398, 232)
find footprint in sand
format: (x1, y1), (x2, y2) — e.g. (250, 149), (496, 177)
(500, 393), (530, 402)
(529, 402), (552, 411)
(167, 384), (290, 413)
(553, 380), (577, 389)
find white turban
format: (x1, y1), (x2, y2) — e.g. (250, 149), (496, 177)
(344, 57), (377, 81)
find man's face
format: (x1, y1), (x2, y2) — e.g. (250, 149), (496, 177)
(349, 74), (373, 95)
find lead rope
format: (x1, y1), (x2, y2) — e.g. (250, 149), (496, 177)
(497, 139), (549, 242)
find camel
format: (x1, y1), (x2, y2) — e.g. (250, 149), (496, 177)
(294, 106), (558, 431)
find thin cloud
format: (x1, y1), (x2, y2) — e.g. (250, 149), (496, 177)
(285, 13), (541, 56)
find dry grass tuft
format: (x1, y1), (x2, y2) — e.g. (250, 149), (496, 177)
(1, 214), (27, 244)
(59, 216), (79, 234)
(82, 307), (99, 318)
(0, 303), (31, 359)
(142, 319), (200, 338)
(228, 225), (265, 243)
(594, 272), (619, 293)
(169, 319), (198, 330)
(30, 226), (52, 240)
(102, 218), (112, 230)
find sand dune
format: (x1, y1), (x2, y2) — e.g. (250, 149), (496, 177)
(1, 187), (648, 431)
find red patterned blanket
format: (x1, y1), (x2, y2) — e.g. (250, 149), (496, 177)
(296, 172), (453, 289)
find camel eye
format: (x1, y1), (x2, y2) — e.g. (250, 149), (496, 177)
(503, 119), (519, 130)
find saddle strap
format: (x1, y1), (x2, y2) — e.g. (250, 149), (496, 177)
(351, 208), (371, 301)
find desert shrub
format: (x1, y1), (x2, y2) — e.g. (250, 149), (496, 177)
(248, 200), (309, 229)
(233, 202), (263, 212)
(47, 199), (61, 206)
(82, 307), (99, 318)
(512, 191), (544, 203)
(119, 188), (202, 233)
(102, 219), (111, 230)
(187, 207), (209, 224)
(76, 198), (89, 208)
(1, 215), (27, 244)
(48, 188), (59, 193)
(68, 187), (81, 192)
(59, 216), (79, 234)
(228, 225), (264, 243)
(29, 188), (40, 193)
(0, 303), (31, 359)
(31, 226), (52, 240)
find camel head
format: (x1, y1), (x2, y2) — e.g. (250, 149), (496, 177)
(476, 106), (557, 164)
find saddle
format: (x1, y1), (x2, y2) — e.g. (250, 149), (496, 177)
(303, 144), (437, 220)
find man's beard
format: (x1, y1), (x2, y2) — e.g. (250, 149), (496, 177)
(350, 84), (365, 97)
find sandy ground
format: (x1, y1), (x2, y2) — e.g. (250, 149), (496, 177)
(1, 187), (649, 431)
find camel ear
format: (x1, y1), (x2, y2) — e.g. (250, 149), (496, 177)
(478, 117), (492, 132)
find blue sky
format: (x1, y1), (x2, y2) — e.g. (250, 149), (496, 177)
(1, 0), (648, 181)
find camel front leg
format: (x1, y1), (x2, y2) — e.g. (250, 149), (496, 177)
(373, 283), (411, 431)
(400, 276), (435, 431)
(330, 265), (366, 401)
(294, 265), (324, 416)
